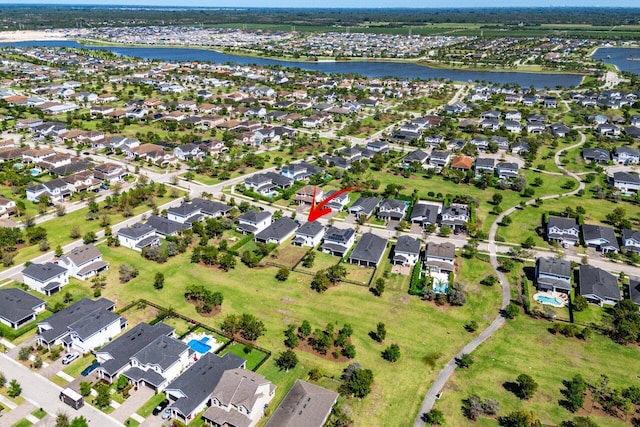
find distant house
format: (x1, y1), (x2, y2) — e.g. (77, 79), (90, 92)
(117, 223), (159, 251)
(614, 147), (640, 165)
(26, 178), (71, 204)
(496, 162), (519, 180)
(366, 140), (389, 153)
(550, 123), (571, 138)
(21, 262), (69, 296)
(451, 155), (473, 171)
(294, 185), (322, 206)
(581, 224), (620, 253)
(377, 199), (408, 221)
(348, 233), (388, 268)
(57, 244), (108, 280)
(429, 150), (451, 169)
(203, 369), (275, 427)
(535, 257), (572, 293)
(164, 353), (246, 423)
(425, 242), (455, 274)
(475, 158), (495, 175)
(547, 215), (579, 246)
(145, 215), (190, 237)
(622, 229), (640, 253)
(237, 210), (272, 235)
(611, 171), (640, 193)
(393, 235), (421, 266)
(347, 197), (381, 218)
(125, 335), (190, 391)
(402, 150), (429, 166)
(629, 279), (640, 306)
(323, 189), (350, 211)
(0, 289), (45, 330)
(96, 322), (175, 384)
(410, 202), (440, 227)
(36, 298), (126, 353)
(281, 162), (324, 181)
(0, 197), (17, 218)
(254, 217), (298, 245)
(578, 265), (620, 306)
(292, 221), (325, 248)
(582, 148), (610, 163)
(439, 205), (469, 232)
(321, 227), (356, 257)
(264, 380), (338, 427)
(167, 199), (231, 224)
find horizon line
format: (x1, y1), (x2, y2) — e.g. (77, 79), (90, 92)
(0, 4), (639, 9)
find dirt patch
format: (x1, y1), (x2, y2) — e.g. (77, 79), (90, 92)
(184, 299), (221, 317)
(280, 297), (296, 304)
(296, 338), (350, 363)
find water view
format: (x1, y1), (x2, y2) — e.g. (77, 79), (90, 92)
(592, 47), (640, 75)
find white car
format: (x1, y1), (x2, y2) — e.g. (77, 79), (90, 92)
(161, 408), (172, 420)
(61, 352), (80, 365)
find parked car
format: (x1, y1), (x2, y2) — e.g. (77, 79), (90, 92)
(81, 361), (100, 376)
(61, 352), (80, 365)
(153, 399), (169, 416)
(161, 408), (172, 420)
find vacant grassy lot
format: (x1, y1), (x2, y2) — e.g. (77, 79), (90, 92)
(86, 244), (502, 426)
(432, 315), (640, 426)
(294, 249), (340, 274)
(268, 242), (308, 268)
(220, 343), (268, 371)
(342, 262), (375, 286)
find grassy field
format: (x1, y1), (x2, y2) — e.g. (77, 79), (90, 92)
(432, 314), (640, 426)
(267, 241), (308, 268)
(80, 243), (503, 426)
(136, 393), (167, 418)
(219, 343), (268, 371)
(342, 262), (376, 286)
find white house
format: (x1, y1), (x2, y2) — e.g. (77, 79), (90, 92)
(237, 210), (272, 235)
(393, 235), (421, 266)
(57, 244), (109, 280)
(125, 335), (191, 390)
(117, 223), (159, 251)
(0, 289), (45, 330)
(0, 197), (17, 218)
(292, 221), (325, 248)
(612, 171), (640, 193)
(21, 262), (69, 296)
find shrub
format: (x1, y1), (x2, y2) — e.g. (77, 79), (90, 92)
(381, 344), (401, 362)
(464, 320), (478, 332)
(275, 268), (290, 282)
(457, 353), (474, 368)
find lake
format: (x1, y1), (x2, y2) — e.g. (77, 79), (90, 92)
(0, 40), (584, 88)
(592, 47), (640, 75)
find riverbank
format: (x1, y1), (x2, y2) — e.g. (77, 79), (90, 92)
(0, 30), (68, 43)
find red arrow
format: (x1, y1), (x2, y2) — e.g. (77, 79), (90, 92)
(308, 187), (357, 222)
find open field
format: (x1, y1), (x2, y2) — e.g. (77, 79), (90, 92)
(432, 314), (640, 426)
(79, 243), (503, 425)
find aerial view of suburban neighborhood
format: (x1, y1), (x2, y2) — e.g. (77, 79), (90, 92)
(0, 3), (638, 427)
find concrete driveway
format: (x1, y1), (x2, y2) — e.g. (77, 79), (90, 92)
(111, 386), (154, 423)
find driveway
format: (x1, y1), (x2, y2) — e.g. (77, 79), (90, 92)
(111, 386), (154, 423)
(0, 401), (37, 426)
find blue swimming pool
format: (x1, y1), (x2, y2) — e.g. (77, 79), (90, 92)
(187, 338), (211, 354)
(536, 295), (563, 306)
(30, 168), (40, 176)
(201, 336), (209, 343)
(433, 282), (449, 294)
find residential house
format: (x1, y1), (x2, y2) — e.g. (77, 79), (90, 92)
(578, 265), (621, 306)
(323, 190), (350, 211)
(117, 223), (160, 251)
(348, 233), (388, 268)
(402, 150), (429, 167)
(393, 235), (421, 266)
(237, 210), (272, 235)
(614, 147), (640, 165)
(581, 224), (620, 253)
(450, 155), (473, 171)
(535, 257), (572, 293)
(410, 202), (440, 227)
(146, 215), (190, 237)
(0, 197), (17, 218)
(21, 262), (69, 296)
(475, 158), (495, 175)
(582, 148), (610, 163)
(347, 197), (381, 218)
(254, 217), (298, 245)
(622, 229), (640, 253)
(125, 335), (191, 391)
(293, 185), (322, 205)
(202, 369), (275, 427)
(629, 279), (640, 306)
(611, 171), (640, 193)
(167, 199), (231, 224)
(164, 352), (245, 423)
(425, 242), (455, 274)
(321, 227), (356, 257)
(366, 140), (389, 153)
(281, 162), (324, 181)
(429, 150), (451, 169)
(550, 123), (571, 137)
(0, 289), (45, 330)
(36, 298), (126, 353)
(96, 322), (175, 384)
(547, 215), (579, 246)
(292, 221), (325, 248)
(377, 199), (408, 221)
(496, 162), (520, 180)
(264, 380), (338, 427)
(439, 205), (469, 232)
(57, 244), (108, 280)
(26, 178), (71, 204)
(174, 143), (204, 161)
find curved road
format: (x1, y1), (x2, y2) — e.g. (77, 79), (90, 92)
(413, 132), (586, 425)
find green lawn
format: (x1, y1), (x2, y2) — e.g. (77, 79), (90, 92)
(294, 250), (339, 274)
(342, 262), (376, 286)
(93, 243), (502, 425)
(11, 419), (32, 427)
(220, 342), (268, 371)
(432, 315), (640, 427)
(62, 354), (97, 378)
(136, 393), (167, 418)
(31, 408), (46, 419)
(161, 317), (193, 338)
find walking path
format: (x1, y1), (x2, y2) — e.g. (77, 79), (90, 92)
(413, 132), (586, 424)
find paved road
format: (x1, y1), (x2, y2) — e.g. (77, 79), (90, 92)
(413, 132), (588, 425)
(0, 353), (122, 427)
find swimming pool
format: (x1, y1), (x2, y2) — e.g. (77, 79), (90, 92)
(535, 295), (563, 306)
(433, 282), (449, 294)
(30, 168), (40, 176)
(187, 338), (211, 354)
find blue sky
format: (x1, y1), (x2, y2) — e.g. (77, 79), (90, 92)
(2, 1), (637, 7)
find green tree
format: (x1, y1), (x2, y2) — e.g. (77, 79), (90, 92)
(79, 381), (92, 397)
(0, 372), (5, 388)
(116, 374), (129, 391)
(497, 410), (540, 427)
(70, 416), (89, 427)
(326, 264), (347, 285)
(516, 373), (538, 400)
(7, 379), (21, 397)
(55, 245), (64, 257)
(501, 259), (515, 272)
(422, 409), (445, 425)
(457, 353), (474, 369)
(275, 349), (298, 371)
(153, 272), (165, 290)
(94, 384), (111, 408)
(284, 325), (299, 349)
(522, 236), (536, 248)
(609, 299), (640, 344)
(381, 344), (401, 362)
(340, 365), (374, 398)
(311, 270), (331, 293)
(18, 346), (31, 361)
(374, 322), (386, 342)
(55, 412), (70, 427)
(218, 252), (236, 271)
(298, 320), (311, 338)
(373, 278), (385, 296)
(572, 295), (588, 312)
(562, 374), (587, 412)
(275, 268), (290, 282)
(302, 251), (315, 268)
(83, 231), (97, 244)
(505, 302), (520, 319)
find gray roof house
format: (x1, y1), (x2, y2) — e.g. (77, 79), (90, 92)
(21, 262), (69, 296)
(425, 242), (455, 274)
(57, 244), (108, 281)
(622, 229), (640, 253)
(96, 322), (175, 383)
(321, 226), (356, 258)
(581, 224), (620, 253)
(264, 380), (338, 427)
(146, 215), (190, 237)
(117, 223), (159, 251)
(167, 198), (231, 224)
(202, 368), (276, 427)
(237, 210), (272, 235)
(629, 279), (640, 306)
(496, 162), (520, 180)
(347, 197), (381, 218)
(547, 215), (579, 246)
(611, 171), (640, 193)
(377, 198), (408, 221)
(165, 352), (245, 423)
(393, 235), (421, 266)
(402, 150), (429, 165)
(0, 288), (45, 330)
(254, 217), (298, 245)
(439, 205), (469, 232)
(410, 202), (440, 227)
(36, 298), (126, 353)
(126, 335), (191, 390)
(582, 148), (611, 163)
(578, 265), (621, 306)
(292, 221), (325, 248)
(349, 233), (388, 268)
(535, 257), (572, 293)
(475, 157), (496, 175)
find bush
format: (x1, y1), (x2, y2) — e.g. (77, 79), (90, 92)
(572, 295), (588, 312)
(381, 344), (401, 362)
(464, 320), (478, 332)
(275, 350), (298, 371)
(422, 409), (445, 425)
(505, 302), (520, 319)
(457, 353), (474, 368)
(18, 346), (31, 361)
(79, 381), (92, 397)
(275, 268), (290, 282)
(516, 373), (538, 400)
